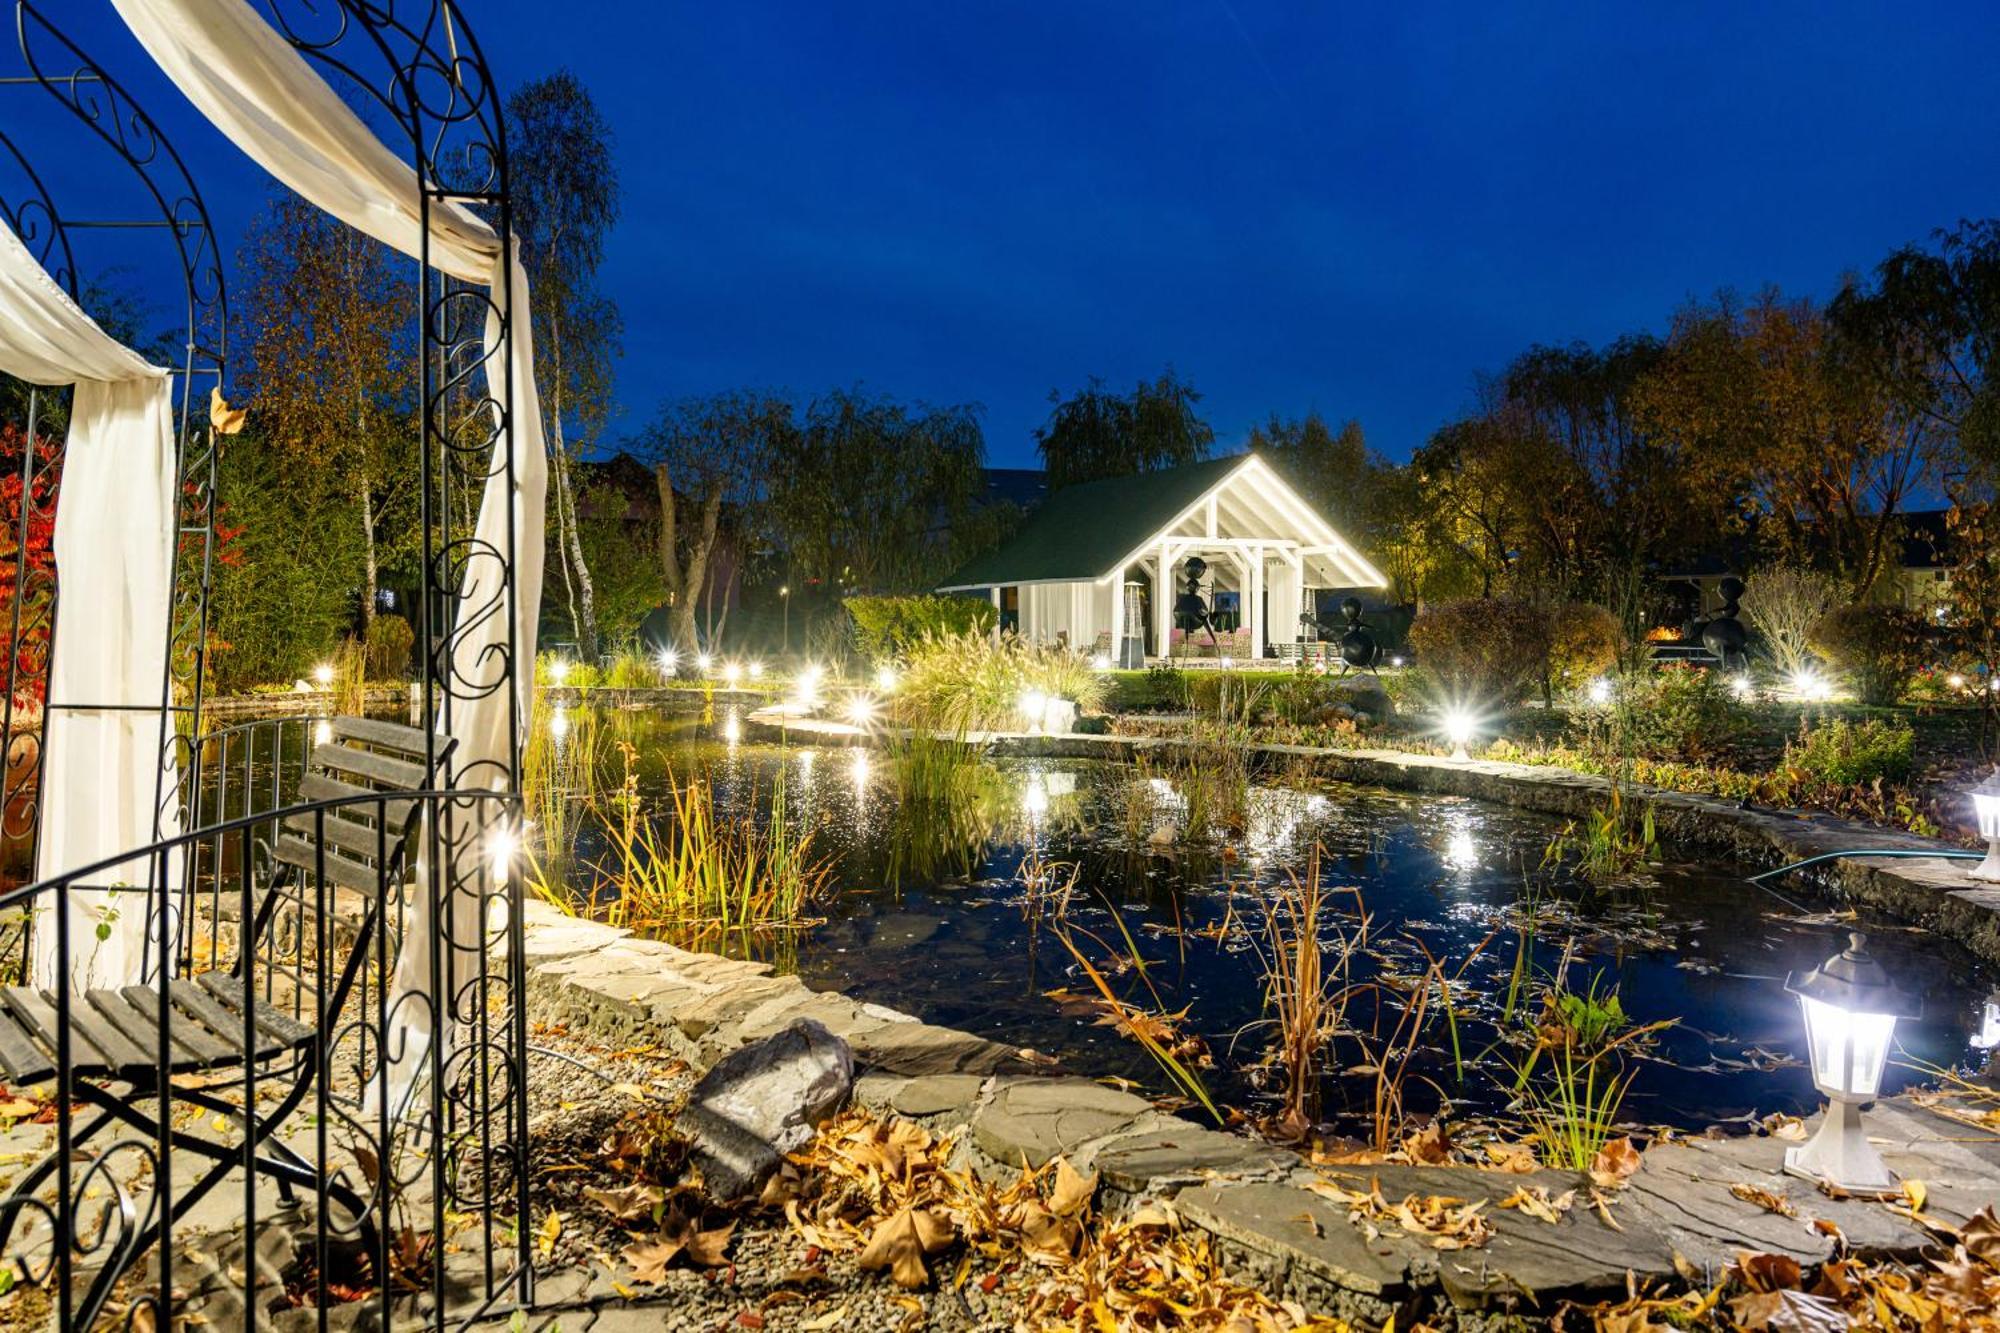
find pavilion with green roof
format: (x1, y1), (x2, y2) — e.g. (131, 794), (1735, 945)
(938, 453), (1386, 664)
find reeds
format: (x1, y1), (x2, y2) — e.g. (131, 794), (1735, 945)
(883, 730), (1001, 884)
(592, 742), (830, 939)
(894, 630), (1109, 732)
(1542, 784), (1657, 883)
(521, 693), (602, 891)
(1054, 908), (1223, 1125)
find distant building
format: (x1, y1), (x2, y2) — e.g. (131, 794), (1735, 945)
(1661, 508), (1958, 623)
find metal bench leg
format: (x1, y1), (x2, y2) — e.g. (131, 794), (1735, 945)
(0, 1101), (121, 1261)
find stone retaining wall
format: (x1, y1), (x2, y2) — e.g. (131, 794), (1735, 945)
(746, 711), (2000, 965)
(519, 900), (2000, 1323)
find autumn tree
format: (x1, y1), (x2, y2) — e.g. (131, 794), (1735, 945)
(240, 190), (415, 624)
(510, 69), (623, 658)
(638, 391), (791, 652)
(1036, 368), (1214, 491)
(1630, 290), (1937, 601)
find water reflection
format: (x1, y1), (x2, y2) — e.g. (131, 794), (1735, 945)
(546, 708), (1998, 1132)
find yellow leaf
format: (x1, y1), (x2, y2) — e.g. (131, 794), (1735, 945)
(208, 387), (247, 436)
(857, 1207), (955, 1289)
(1047, 1157), (1097, 1217)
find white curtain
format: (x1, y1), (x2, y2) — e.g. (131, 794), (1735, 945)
(111, 0), (546, 1109)
(0, 222), (179, 993)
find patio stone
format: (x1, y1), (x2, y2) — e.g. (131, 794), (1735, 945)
(970, 1078), (1153, 1167)
(1175, 1181), (1409, 1297)
(888, 1072), (988, 1118)
(1084, 1122), (1297, 1192)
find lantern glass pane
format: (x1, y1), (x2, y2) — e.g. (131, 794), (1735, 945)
(1975, 791), (2000, 839)
(1801, 995), (1896, 1097)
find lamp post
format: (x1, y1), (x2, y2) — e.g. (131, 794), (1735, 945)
(1782, 931), (1917, 1193)
(1970, 770), (2000, 882)
(780, 584), (791, 656)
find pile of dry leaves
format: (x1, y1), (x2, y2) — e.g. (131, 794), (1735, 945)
(780, 1109), (1352, 1331)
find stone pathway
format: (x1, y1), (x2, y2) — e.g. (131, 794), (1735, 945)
(746, 708), (2000, 965)
(519, 899), (2000, 1325)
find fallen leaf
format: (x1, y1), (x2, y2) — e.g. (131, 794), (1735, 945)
(1483, 1142), (1539, 1174)
(1729, 1183), (1798, 1218)
(1961, 1206), (2000, 1266)
(1401, 1121), (1452, 1165)
(1498, 1185), (1575, 1225)
(1047, 1157), (1097, 1217)
(798, 1309), (846, 1332)
(1736, 1250), (1804, 1294)
(583, 1182), (665, 1223)
(1589, 1136), (1642, 1188)
(1727, 1288), (1848, 1332)
(857, 1207), (954, 1289)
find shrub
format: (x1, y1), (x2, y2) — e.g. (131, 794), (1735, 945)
(365, 613), (414, 680)
(1809, 605), (1928, 705)
(1612, 665), (1747, 761)
(1547, 603), (1621, 694)
(1406, 598), (1551, 707)
(845, 594), (997, 662)
(1783, 717), (1915, 786)
(602, 643), (667, 689)
(1741, 565), (1839, 675)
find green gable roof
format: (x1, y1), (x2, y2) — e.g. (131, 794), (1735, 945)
(939, 454), (1248, 590)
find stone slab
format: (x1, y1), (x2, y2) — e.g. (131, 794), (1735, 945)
(971, 1079), (1154, 1168)
(1175, 1181), (1409, 1296)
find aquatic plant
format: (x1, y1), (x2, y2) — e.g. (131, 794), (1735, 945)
(1240, 847), (1366, 1139)
(1509, 975), (1673, 1170)
(1542, 784), (1656, 884)
(522, 694), (603, 887)
(590, 742), (831, 938)
(1052, 911), (1223, 1126)
(883, 730), (1003, 884)
(602, 642), (671, 690)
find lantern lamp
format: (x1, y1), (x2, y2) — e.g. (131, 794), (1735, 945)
(1969, 770), (2000, 882)
(1782, 931), (1918, 1193)
(1442, 708), (1476, 762)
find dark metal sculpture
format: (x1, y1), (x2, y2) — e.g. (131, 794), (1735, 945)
(1699, 576), (1749, 673)
(1335, 597), (1379, 674)
(1172, 555), (1220, 655)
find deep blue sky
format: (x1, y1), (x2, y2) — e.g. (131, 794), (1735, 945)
(43, 2), (2000, 466)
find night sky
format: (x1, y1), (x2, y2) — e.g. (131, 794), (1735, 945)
(38, 2), (2000, 466)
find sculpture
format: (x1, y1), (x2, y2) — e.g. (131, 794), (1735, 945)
(1335, 597), (1379, 674)
(1173, 556), (1221, 656)
(1699, 576), (1749, 673)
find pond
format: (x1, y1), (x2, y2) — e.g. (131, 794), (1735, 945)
(545, 702), (1998, 1138)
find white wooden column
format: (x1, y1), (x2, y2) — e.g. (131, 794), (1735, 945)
(1154, 545), (1171, 660)
(990, 586), (1002, 643)
(1107, 568), (1124, 663)
(1248, 546), (1266, 660)
(1271, 558), (1303, 652)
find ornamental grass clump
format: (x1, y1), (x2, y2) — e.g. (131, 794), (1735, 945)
(1782, 715), (1916, 786)
(1510, 975), (1673, 1170)
(894, 630), (1106, 732)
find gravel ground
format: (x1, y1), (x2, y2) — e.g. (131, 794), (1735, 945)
(523, 1023), (1032, 1332)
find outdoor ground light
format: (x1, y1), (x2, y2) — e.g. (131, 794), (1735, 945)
(1949, 673), (1966, 691)
(875, 665), (897, 692)
(1968, 770), (2000, 882)
(845, 694), (876, 727)
(548, 659), (570, 685)
(1091, 653), (1111, 671)
(1587, 677), (1612, 705)
(696, 652), (713, 672)
(1442, 709), (1476, 761)
(723, 662), (743, 687)
(658, 649), (678, 677)
(1018, 689), (1049, 732)
(314, 662), (335, 687)
(748, 660), (764, 678)
(1731, 674), (1754, 700)
(1390, 655), (1405, 668)
(1783, 931), (1918, 1194)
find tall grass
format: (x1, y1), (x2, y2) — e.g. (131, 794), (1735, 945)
(602, 642), (671, 690)
(1542, 784), (1657, 884)
(895, 630), (1108, 732)
(1240, 848), (1366, 1139)
(590, 742), (830, 939)
(522, 695), (603, 890)
(883, 730), (1003, 884)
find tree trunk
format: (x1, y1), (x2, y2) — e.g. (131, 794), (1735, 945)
(359, 477), (378, 630)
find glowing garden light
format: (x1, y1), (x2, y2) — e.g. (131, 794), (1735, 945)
(875, 665), (897, 692)
(658, 648), (679, 677)
(1949, 673), (1966, 691)
(548, 659), (570, 686)
(748, 661), (764, 679)
(314, 662), (334, 688)
(1018, 689), (1049, 733)
(1968, 770), (2000, 882)
(1442, 708), (1477, 762)
(1587, 677), (1612, 705)
(723, 662), (743, 687)
(1731, 674), (1754, 701)
(845, 693), (876, 727)
(1782, 931), (1917, 1193)
(1390, 655), (1405, 668)
(1091, 653), (1111, 671)
(696, 652), (713, 672)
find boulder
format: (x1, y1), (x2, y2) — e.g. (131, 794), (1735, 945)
(1327, 675), (1394, 724)
(685, 1018), (854, 1199)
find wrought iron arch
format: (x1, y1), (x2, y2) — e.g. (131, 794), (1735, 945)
(0, 0), (228, 888)
(260, 2), (533, 1320)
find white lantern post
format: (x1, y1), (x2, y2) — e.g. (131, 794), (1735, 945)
(1969, 770), (2000, 882)
(1782, 931), (1917, 1194)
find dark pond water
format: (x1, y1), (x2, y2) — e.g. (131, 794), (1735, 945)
(555, 702), (1999, 1136)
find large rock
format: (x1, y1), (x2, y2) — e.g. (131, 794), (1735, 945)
(1326, 675), (1394, 724)
(685, 1018), (854, 1199)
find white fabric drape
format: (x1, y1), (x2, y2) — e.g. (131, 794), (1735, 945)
(0, 222), (179, 993)
(111, 0), (546, 1108)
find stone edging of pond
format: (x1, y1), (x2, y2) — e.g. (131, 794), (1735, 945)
(518, 898), (2000, 1322)
(745, 709), (2000, 967)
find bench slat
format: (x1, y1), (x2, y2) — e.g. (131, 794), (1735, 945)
(169, 979), (286, 1064)
(119, 985), (235, 1067)
(274, 837), (399, 895)
(199, 972), (315, 1047)
(329, 716), (444, 757)
(0, 999), (51, 1083)
(296, 773), (415, 830)
(3, 987), (119, 1076)
(310, 743), (426, 792)
(281, 809), (391, 860)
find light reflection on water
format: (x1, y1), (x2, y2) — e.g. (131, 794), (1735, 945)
(568, 710), (1997, 1131)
